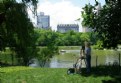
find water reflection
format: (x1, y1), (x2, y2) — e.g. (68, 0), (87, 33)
(105, 55), (119, 65)
(50, 56), (74, 68)
(49, 50), (121, 68)
(29, 50), (121, 68)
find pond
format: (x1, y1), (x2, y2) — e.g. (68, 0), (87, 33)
(49, 49), (121, 68)
(29, 49), (121, 68)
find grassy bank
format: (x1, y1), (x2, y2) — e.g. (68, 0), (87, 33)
(0, 66), (121, 83)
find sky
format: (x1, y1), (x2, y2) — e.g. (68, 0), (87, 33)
(28, 0), (105, 31)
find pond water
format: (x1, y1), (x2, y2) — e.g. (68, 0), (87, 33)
(29, 49), (121, 68)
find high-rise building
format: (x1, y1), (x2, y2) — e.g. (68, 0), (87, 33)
(82, 26), (93, 32)
(57, 24), (79, 33)
(37, 12), (50, 29)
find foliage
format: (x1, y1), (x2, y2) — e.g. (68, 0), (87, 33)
(34, 29), (59, 67)
(37, 47), (58, 67)
(35, 29), (98, 46)
(0, 0), (37, 16)
(35, 29), (58, 46)
(81, 0), (121, 48)
(80, 32), (90, 42)
(92, 40), (103, 50)
(0, 0), (38, 65)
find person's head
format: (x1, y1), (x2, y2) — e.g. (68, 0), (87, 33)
(81, 45), (85, 50)
(85, 41), (90, 47)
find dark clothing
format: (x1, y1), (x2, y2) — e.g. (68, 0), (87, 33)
(85, 47), (91, 73)
(86, 55), (91, 73)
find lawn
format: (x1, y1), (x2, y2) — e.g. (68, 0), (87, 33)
(0, 66), (121, 83)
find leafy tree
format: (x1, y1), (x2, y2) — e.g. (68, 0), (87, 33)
(62, 30), (78, 46)
(74, 32), (82, 45)
(93, 40), (103, 50)
(0, 0), (38, 65)
(34, 29), (59, 67)
(0, 0), (38, 50)
(35, 29), (99, 46)
(55, 32), (65, 46)
(80, 33), (90, 42)
(82, 0), (121, 48)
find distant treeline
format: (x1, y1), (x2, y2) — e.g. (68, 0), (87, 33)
(34, 29), (100, 46)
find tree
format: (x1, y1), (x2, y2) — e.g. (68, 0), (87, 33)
(80, 33), (90, 42)
(82, 0), (121, 48)
(34, 29), (59, 67)
(0, 0), (38, 65)
(0, 0), (38, 46)
(0, 0), (37, 24)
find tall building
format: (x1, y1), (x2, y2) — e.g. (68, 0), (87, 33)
(37, 12), (50, 29)
(96, 2), (101, 15)
(57, 24), (79, 33)
(82, 26), (93, 32)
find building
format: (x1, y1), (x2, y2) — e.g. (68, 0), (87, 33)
(37, 12), (50, 29)
(96, 2), (101, 15)
(57, 24), (79, 33)
(82, 26), (93, 32)
(81, 3), (101, 33)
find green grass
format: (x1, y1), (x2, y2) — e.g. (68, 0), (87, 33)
(0, 66), (121, 83)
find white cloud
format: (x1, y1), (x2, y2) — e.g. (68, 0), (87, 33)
(29, 0), (82, 31)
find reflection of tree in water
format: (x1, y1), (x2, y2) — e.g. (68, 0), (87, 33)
(105, 55), (119, 66)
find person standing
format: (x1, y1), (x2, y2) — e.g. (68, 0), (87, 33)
(74, 45), (85, 74)
(80, 45), (85, 58)
(85, 42), (91, 73)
